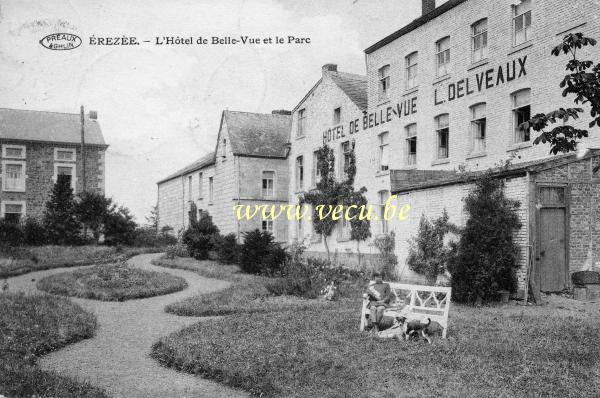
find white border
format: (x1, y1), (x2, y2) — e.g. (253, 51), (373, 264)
(1, 200), (26, 219)
(54, 148), (76, 162)
(2, 144), (26, 159)
(1, 160), (27, 192)
(53, 162), (77, 192)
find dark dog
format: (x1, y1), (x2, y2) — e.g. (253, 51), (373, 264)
(397, 316), (433, 343)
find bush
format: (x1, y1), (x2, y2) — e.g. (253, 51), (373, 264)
(239, 229), (286, 274)
(22, 217), (47, 246)
(165, 243), (189, 259)
(0, 220), (24, 247)
(104, 205), (137, 246)
(43, 175), (81, 245)
(133, 227), (177, 248)
(182, 211), (219, 260)
(214, 233), (240, 264)
(447, 173), (522, 304)
(373, 232), (398, 281)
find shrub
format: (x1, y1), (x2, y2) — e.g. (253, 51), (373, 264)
(214, 233), (240, 264)
(406, 210), (455, 283)
(104, 205), (137, 246)
(0, 220), (24, 247)
(239, 229), (286, 274)
(43, 175), (81, 245)
(447, 173), (522, 304)
(133, 227), (177, 247)
(373, 232), (398, 280)
(165, 243), (188, 259)
(74, 191), (111, 241)
(182, 211), (219, 260)
(22, 217), (47, 246)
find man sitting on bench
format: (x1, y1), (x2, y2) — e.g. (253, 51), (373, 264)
(365, 272), (393, 332)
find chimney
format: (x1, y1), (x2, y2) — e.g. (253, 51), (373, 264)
(422, 0), (436, 15)
(272, 109), (291, 115)
(322, 63), (338, 75)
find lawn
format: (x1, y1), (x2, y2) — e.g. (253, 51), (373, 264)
(0, 292), (108, 398)
(37, 262), (188, 301)
(0, 245), (160, 279)
(153, 256), (337, 316)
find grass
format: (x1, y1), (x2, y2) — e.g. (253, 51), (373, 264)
(0, 292), (107, 398)
(151, 301), (600, 397)
(0, 245), (161, 279)
(36, 262), (188, 301)
(153, 256), (336, 316)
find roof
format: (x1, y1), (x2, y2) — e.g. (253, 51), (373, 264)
(223, 110), (291, 158)
(157, 152), (216, 185)
(365, 0), (469, 54)
(391, 150), (600, 194)
(0, 108), (107, 146)
(329, 72), (368, 110)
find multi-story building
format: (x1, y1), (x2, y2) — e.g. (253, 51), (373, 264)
(360, 0), (600, 292)
(0, 108), (107, 222)
(157, 110), (291, 242)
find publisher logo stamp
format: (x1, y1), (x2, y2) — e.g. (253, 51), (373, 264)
(39, 33), (82, 50)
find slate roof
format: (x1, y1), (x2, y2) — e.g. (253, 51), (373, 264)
(329, 72), (368, 111)
(223, 110), (291, 158)
(391, 149), (600, 194)
(0, 108), (107, 146)
(157, 152), (216, 184)
(365, 0), (469, 54)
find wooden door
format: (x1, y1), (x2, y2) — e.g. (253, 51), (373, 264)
(539, 208), (567, 292)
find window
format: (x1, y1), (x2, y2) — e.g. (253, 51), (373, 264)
(1, 201), (25, 224)
(209, 176), (214, 202)
(513, 0), (532, 45)
(341, 141), (352, 179)
(436, 37), (451, 77)
(262, 219), (274, 235)
(379, 190), (390, 234)
(54, 148), (76, 162)
(2, 145), (26, 159)
(512, 89), (531, 143)
(378, 65), (390, 100)
(470, 103), (487, 153)
(188, 176), (193, 201)
(472, 19), (488, 62)
(297, 218), (303, 240)
(333, 107), (341, 125)
(262, 171), (275, 198)
(405, 52), (418, 89)
(378, 132), (389, 172)
(2, 161), (26, 192)
(53, 163), (76, 191)
(297, 109), (306, 137)
(198, 173), (203, 198)
(296, 156), (304, 191)
(405, 124), (417, 166)
(435, 114), (450, 159)
(312, 150), (321, 187)
(338, 216), (351, 241)
(221, 139), (227, 157)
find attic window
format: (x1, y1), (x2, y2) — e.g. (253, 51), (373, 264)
(222, 139), (227, 158)
(333, 107), (341, 125)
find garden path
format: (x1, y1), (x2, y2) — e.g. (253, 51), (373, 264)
(6, 253), (249, 398)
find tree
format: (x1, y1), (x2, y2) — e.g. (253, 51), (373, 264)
(103, 204), (137, 245)
(447, 173), (522, 304)
(44, 175), (81, 245)
(300, 143), (371, 262)
(146, 205), (159, 230)
(524, 33), (599, 154)
(182, 210), (219, 260)
(74, 191), (112, 242)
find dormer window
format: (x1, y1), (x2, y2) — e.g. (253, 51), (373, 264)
(222, 139), (227, 157)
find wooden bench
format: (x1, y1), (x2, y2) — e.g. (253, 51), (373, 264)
(359, 282), (452, 338)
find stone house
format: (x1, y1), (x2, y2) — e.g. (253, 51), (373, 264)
(0, 108), (107, 222)
(157, 110), (291, 242)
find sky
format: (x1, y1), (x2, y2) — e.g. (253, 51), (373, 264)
(0, 0), (438, 224)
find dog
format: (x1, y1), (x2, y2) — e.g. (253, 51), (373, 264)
(398, 316), (433, 344)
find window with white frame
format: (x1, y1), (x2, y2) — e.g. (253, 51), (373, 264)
(2, 145), (26, 159)
(341, 141), (352, 180)
(2, 161), (26, 192)
(512, 89), (531, 143)
(1, 201), (25, 224)
(54, 163), (76, 191)
(338, 215), (351, 241)
(470, 103), (487, 153)
(221, 139), (227, 158)
(333, 107), (341, 125)
(296, 156), (304, 191)
(188, 175), (193, 201)
(378, 190), (390, 234)
(262, 219), (274, 235)
(297, 218), (303, 240)
(405, 124), (417, 166)
(198, 172), (203, 198)
(379, 132), (389, 172)
(472, 19), (488, 62)
(435, 114), (450, 159)
(297, 109), (306, 137)
(312, 150), (320, 187)
(262, 170), (275, 198)
(405, 52), (418, 89)
(208, 176), (214, 202)
(378, 65), (390, 100)
(513, 0), (532, 45)
(54, 148), (76, 162)
(436, 37), (451, 77)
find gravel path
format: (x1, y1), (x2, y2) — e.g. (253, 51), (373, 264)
(6, 253), (249, 398)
